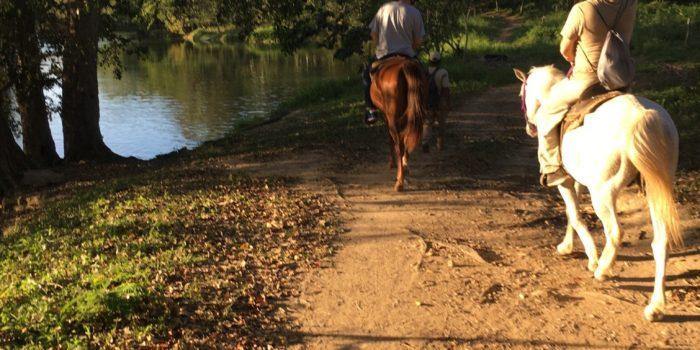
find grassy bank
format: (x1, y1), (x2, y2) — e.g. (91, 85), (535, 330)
(184, 25), (278, 47)
(444, 2), (700, 169)
(0, 160), (340, 347)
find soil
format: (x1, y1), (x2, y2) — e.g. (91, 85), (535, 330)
(233, 84), (700, 349)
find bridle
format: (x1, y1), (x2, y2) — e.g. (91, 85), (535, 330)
(519, 65), (572, 137)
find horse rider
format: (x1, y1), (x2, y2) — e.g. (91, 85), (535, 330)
(537, 0), (637, 187)
(363, 0), (426, 125)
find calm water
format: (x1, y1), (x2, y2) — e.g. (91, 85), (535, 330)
(46, 43), (360, 159)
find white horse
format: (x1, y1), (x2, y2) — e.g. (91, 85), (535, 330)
(513, 66), (683, 321)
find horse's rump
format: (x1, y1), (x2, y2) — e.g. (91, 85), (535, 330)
(370, 57), (427, 152)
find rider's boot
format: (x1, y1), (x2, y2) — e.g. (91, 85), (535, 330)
(365, 109), (379, 125)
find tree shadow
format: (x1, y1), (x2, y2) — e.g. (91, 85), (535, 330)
(283, 331), (675, 349)
(658, 314), (700, 323)
(618, 284), (700, 294)
(616, 248), (700, 262)
(614, 269), (700, 283)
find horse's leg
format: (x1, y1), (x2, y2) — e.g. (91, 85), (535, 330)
(558, 181), (587, 254)
(644, 202), (669, 321)
(394, 140), (405, 192)
(422, 116), (432, 153)
(558, 180), (598, 271)
(402, 151), (409, 179)
(591, 187), (622, 281)
(436, 108), (445, 151)
(388, 132), (397, 169)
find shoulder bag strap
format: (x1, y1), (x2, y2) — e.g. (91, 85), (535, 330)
(578, 3), (597, 70)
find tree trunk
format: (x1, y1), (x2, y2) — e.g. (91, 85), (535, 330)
(0, 86), (30, 195)
(61, 0), (117, 162)
(12, 1), (61, 166)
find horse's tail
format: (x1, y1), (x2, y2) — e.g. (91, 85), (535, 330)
(627, 108), (683, 248)
(400, 61), (427, 152)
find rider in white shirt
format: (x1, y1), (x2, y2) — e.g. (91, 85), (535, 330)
(362, 0), (426, 125)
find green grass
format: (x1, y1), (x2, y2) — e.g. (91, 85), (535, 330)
(442, 2), (700, 169)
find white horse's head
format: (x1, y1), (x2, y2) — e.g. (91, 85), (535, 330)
(513, 66), (566, 138)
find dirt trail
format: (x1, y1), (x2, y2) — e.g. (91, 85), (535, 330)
(258, 84), (700, 349)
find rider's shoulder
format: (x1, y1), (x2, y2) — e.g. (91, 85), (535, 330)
(569, 1), (590, 9)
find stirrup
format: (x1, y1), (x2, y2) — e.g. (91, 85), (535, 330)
(365, 110), (379, 125)
(540, 169), (570, 188)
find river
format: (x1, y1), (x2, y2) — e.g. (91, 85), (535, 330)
(45, 43), (360, 160)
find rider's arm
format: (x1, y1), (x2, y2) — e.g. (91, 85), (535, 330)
(560, 4), (583, 65)
(560, 37), (577, 64)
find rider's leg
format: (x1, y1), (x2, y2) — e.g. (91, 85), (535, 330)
(363, 59), (379, 125)
(535, 78), (593, 186)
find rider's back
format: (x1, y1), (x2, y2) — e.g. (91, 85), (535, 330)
(562, 0), (637, 81)
(370, 1), (425, 59)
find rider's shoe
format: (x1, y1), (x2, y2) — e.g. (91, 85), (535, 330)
(365, 109), (379, 125)
(540, 168), (570, 187)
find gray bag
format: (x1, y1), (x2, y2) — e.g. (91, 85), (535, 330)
(583, 0), (635, 90)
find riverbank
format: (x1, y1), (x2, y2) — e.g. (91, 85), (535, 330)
(1, 4), (699, 348)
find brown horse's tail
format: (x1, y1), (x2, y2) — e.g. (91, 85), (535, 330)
(400, 61), (427, 152)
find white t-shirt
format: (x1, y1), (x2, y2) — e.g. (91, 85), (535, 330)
(369, 1), (426, 59)
(429, 67), (450, 89)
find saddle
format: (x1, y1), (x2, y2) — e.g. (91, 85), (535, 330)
(560, 84), (626, 144)
(370, 54), (415, 77)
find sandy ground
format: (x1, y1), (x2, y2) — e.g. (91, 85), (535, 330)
(236, 84), (700, 349)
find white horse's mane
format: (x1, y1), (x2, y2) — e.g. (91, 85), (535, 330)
(527, 65), (566, 99)
(528, 65), (565, 80)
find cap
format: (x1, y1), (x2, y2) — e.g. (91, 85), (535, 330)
(429, 51), (442, 63)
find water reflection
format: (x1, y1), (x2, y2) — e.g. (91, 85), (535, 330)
(47, 43), (359, 159)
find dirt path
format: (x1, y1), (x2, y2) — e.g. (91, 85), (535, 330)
(263, 84), (700, 349)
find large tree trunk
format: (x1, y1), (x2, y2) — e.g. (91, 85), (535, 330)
(0, 86), (30, 195)
(61, 0), (117, 162)
(12, 1), (61, 166)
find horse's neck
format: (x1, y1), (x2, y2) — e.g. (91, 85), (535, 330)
(539, 77), (564, 102)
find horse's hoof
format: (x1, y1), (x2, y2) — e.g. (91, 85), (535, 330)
(556, 242), (574, 256)
(394, 183), (404, 192)
(594, 267), (612, 281)
(587, 260), (599, 272)
(644, 304), (665, 322)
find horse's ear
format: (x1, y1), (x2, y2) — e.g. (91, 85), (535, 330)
(513, 68), (528, 83)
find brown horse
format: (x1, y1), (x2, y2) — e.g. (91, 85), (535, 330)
(370, 57), (428, 192)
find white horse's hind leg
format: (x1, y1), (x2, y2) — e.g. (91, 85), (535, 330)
(591, 189), (622, 281)
(645, 203), (669, 321)
(558, 181), (598, 271)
